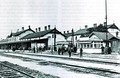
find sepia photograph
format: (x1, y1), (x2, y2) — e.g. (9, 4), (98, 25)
(0, 0), (120, 78)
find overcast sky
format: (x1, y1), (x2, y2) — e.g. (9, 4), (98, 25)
(0, 0), (120, 38)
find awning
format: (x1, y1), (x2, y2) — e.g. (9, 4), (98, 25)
(0, 38), (48, 45)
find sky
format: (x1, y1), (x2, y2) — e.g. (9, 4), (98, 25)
(0, 0), (120, 39)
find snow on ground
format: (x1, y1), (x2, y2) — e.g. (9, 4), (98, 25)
(0, 54), (108, 78)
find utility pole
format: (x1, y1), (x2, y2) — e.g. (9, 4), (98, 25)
(54, 27), (56, 51)
(71, 28), (74, 46)
(105, 0), (107, 26)
(105, 0), (109, 47)
(104, 0), (109, 54)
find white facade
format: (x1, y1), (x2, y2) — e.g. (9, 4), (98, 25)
(76, 33), (107, 53)
(41, 33), (66, 46)
(7, 30), (34, 42)
(108, 29), (120, 37)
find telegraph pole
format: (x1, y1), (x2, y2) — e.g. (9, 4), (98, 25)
(54, 27), (56, 51)
(71, 28), (74, 46)
(105, 0), (107, 26)
(105, 0), (109, 47)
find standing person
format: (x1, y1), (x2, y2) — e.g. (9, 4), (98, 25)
(58, 47), (61, 55)
(74, 46), (77, 53)
(101, 45), (104, 54)
(80, 48), (83, 57)
(68, 47), (71, 57)
(28, 47), (31, 52)
(39, 46), (42, 54)
(61, 44), (65, 55)
(51, 46), (53, 54)
(108, 47), (112, 54)
(33, 47), (35, 53)
(104, 46), (108, 54)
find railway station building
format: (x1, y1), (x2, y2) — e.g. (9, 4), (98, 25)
(64, 23), (120, 54)
(0, 23), (120, 54)
(0, 25), (66, 52)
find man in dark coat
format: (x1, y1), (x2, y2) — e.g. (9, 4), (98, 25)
(108, 47), (112, 54)
(101, 46), (104, 54)
(80, 48), (83, 57)
(58, 47), (61, 55)
(61, 44), (65, 55)
(68, 47), (72, 57)
(73, 46), (77, 53)
(33, 47), (35, 53)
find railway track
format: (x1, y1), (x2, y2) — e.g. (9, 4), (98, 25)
(1, 53), (120, 78)
(0, 61), (35, 78)
(0, 61), (59, 78)
(24, 53), (120, 65)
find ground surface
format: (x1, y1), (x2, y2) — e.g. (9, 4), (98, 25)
(0, 50), (120, 78)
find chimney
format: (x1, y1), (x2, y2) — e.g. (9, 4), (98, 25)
(44, 26), (47, 31)
(104, 22), (107, 26)
(85, 25), (88, 29)
(17, 29), (19, 32)
(64, 31), (66, 34)
(93, 23), (97, 27)
(48, 25), (50, 30)
(38, 27), (41, 32)
(35, 28), (37, 32)
(22, 27), (24, 31)
(28, 25), (31, 29)
(67, 31), (69, 33)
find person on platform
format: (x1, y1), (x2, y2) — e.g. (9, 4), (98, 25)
(80, 47), (83, 57)
(101, 45), (104, 54)
(68, 47), (72, 57)
(58, 47), (61, 55)
(61, 44), (65, 55)
(108, 47), (112, 54)
(33, 47), (35, 53)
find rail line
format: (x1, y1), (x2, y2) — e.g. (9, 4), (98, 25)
(0, 61), (35, 78)
(25, 53), (119, 65)
(1, 53), (120, 77)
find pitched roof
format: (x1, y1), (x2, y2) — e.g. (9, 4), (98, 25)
(75, 28), (89, 35)
(64, 29), (90, 38)
(107, 23), (120, 30)
(109, 36), (120, 40)
(8, 28), (35, 38)
(89, 32), (114, 40)
(21, 28), (65, 39)
(75, 23), (119, 35)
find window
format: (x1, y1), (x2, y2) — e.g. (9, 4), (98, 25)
(75, 36), (77, 40)
(87, 44), (89, 48)
(91, 44), (93, 48)
(84, 44), (86, 48)
(94, 44), (96, 48)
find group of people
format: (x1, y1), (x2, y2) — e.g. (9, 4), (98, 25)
(57, 44), (83, 57)
(101, 45), (112, 54)
(32, 46), (46, 53)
